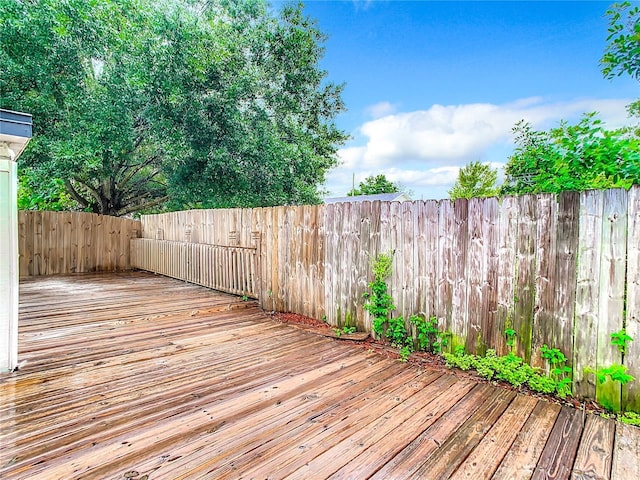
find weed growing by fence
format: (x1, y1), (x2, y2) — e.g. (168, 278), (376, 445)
(541, 344), (573, 399)
(583, 330), (635, 412)
(585, 364), (634, 387)
(443, 345), (572, 398)
(410, 315), (451, 354)
(611, 328), (633, 355)
(363, 253), (395, 336)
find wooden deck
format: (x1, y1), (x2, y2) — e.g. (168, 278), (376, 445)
(1, 272), (639, 480)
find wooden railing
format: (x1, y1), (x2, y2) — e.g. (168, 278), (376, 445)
(130, 238), (259, 298)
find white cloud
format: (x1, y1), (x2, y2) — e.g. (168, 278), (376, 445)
(326, 96), (633, 199)
(357, 97), (632, 167)
(365, 101), (398, 119)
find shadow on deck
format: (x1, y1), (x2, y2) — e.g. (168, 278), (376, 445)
(1, 272), (638, 479)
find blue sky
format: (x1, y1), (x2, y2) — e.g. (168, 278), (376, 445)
(277, 0), (639, 199)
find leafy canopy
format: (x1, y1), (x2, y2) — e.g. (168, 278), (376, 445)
(500, 114), (640, 195)
(448, 161), (499, 200)
(347, 174), (400, 196)
(602, 1), (640, 115)
(0, 0), (347, 215)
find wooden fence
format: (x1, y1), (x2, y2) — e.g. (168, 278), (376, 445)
(131, 238), (259, 298)
(138, 186), (640, 412)
(18, 211), (141, 277)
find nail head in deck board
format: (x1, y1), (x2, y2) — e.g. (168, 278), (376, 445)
(571, 414), (615, 480)
(532, 406), (585, 480)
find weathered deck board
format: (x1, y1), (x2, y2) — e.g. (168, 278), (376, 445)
(1, 272), (638, 480)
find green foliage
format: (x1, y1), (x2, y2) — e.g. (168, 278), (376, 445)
(619, 411), (640, 426)
(505, 328), (516, 349)
(386, 316), (410, 348)
(399, 345), (413, 362)
(527, 374), (558, 395)
(347, 174), (400, 196)
(410, 315), (450, 354)
(611, 328), (633, 355)
(501, 114), (640, 196)
(364, 253), (395, 337)
(17, 171), (76, 211)
(541, 344), (572, 399)
(602, 2), (640, 115)
(448, 161), (499, 200)
(443, 346), (572, 398)
(603, 2), (640, 80)
(371, 252), (394, 282)
(364, 253), (451, 361)
(585, 364), (635, 386)
(334, 325), (356, 337)
(1, 0), (347, 215)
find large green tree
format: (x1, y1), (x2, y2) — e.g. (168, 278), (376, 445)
(448, 161), (499, 200)
(0, 0), (347, 215)
(501, 114), (640, 195)
(347, 174), (400, 196)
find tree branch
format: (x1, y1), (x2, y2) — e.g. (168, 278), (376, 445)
(116, 195), (169, 217)
(63, 179), (90, 208)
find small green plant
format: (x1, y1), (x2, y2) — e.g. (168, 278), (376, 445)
(620, 412), (640, 427)
(241, 295), (249, 301)
(443, 346), (474, 370)
(321, 314), (327, 323)
(333, 326), (356, 337)
(399, 345), (413, 362)
(386, 316), (409, 348)
(585, 364), (635, 386)
(410, 315), (450, 353)
(505, 328), (516, 349)
(540, 344), (572, 398)
(611, 328), (633, 355)
(443, 345), (573, 398)
(364, 253), (395, 338)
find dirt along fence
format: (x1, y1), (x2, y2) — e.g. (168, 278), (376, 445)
(18, 211), (141, 277)
(135, 186), (640, 412)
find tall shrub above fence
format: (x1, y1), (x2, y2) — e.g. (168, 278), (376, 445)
(18, 211), (140, 277)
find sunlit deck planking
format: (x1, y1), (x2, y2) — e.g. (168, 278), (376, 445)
(1, 272), (639, 479)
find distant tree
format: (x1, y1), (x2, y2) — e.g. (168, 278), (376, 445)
(347, 174), (400, 196)
(448, 161), (499, 200)
(501, 114), (640, 195)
